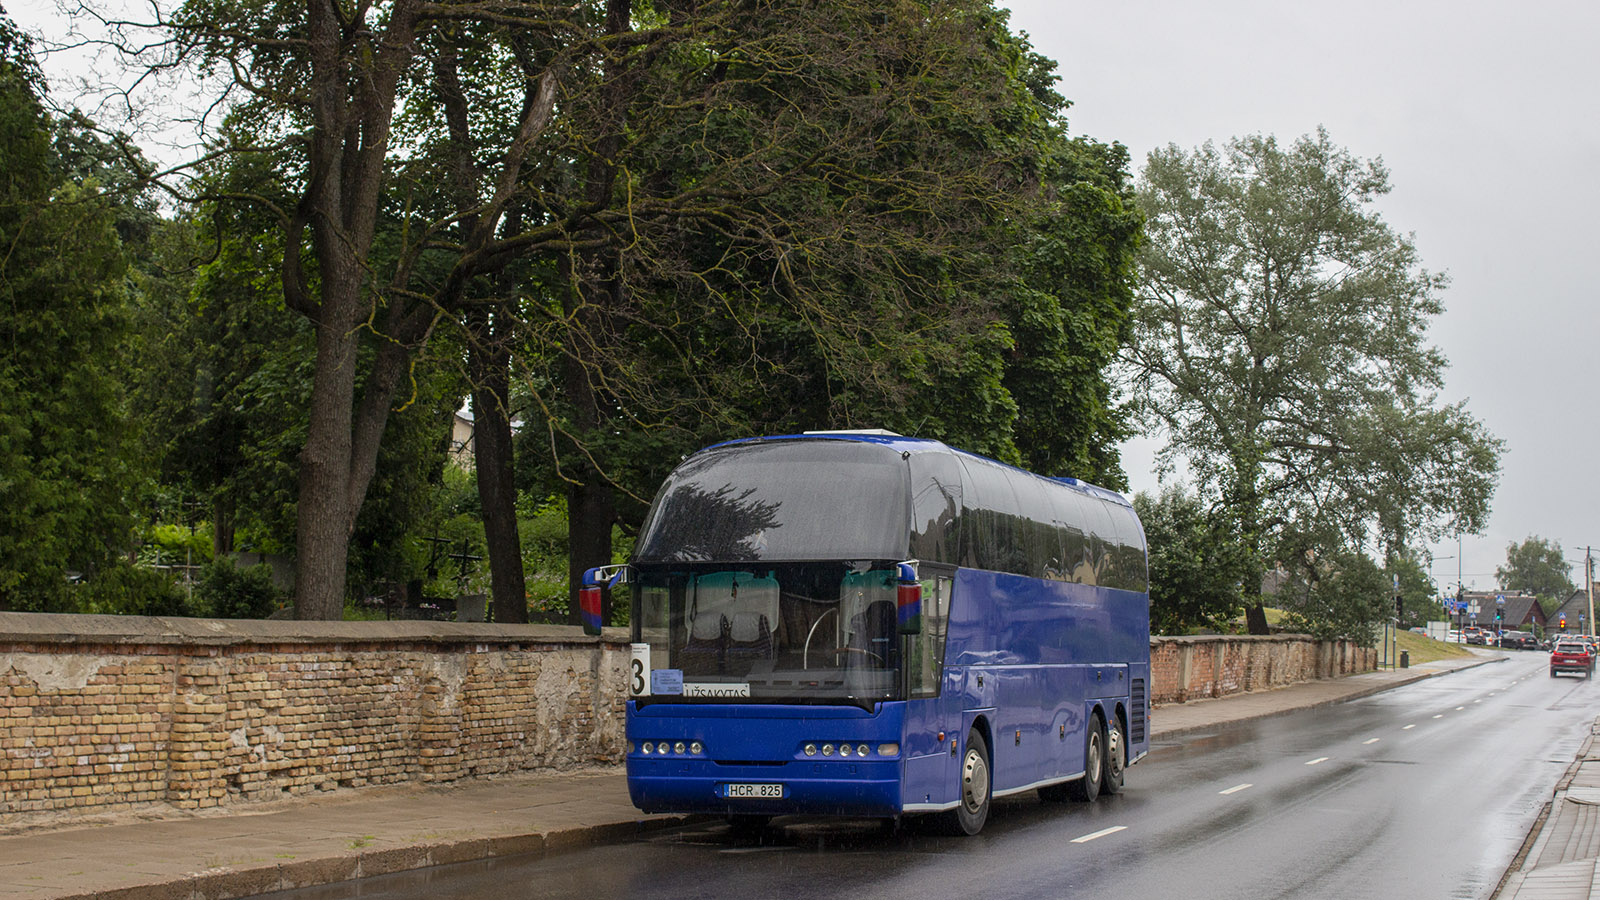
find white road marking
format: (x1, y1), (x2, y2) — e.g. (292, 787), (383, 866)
(1071, 826), (1128, 843)
(1433, 714), (1445, 719)
(1363, 738), (1380, 745)
(1306, 757), (1330, 766)
(1455, 706), (1466, 711)
(1219, 783), (1253, 795)
(1403, 724), (1416, 730)
(1473, 699), (1482, 704)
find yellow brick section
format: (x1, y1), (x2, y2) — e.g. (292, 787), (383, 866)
(0, 629), (631, 820)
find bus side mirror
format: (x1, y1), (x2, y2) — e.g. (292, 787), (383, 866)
(896, 562), (922, 635)
(579, 569), (605, 636)
(580, 564), (631, 636)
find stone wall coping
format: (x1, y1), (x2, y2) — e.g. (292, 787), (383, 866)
(1152, 633), (1320, 646)
(0, 611), (630, 648)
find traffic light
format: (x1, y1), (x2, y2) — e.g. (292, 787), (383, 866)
(1561, 615), (1568, 630)
(1496, 608), (1503, 622)
(1395, 593), (1403, 618)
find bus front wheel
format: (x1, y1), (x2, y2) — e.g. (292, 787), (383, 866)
(942, 730), (991, 836)
(1067, 715), (1104, 802)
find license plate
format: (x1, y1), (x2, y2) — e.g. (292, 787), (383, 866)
(724, 783), (783, 799)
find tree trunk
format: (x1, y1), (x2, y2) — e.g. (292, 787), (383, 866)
(1244, 603), (1271, 635)
(566, 477), (616, 625)
(469, 306), (528, 624)
(211, 493), (235, 559)
(292, 310), (361, 620)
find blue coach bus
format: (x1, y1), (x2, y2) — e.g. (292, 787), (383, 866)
(581, 431), (1149, 835)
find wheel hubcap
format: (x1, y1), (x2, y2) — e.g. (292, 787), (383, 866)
(962, 748), (989, 814)
(1087, 730), (1102, 782)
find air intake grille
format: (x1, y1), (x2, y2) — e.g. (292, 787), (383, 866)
(1130, 678), (1147, 743)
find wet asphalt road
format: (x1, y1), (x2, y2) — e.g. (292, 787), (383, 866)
(260, 652), (1599, 900)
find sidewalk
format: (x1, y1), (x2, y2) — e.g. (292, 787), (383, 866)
(1497, 717), (1600, 900)
(0, 654), (1492, 900)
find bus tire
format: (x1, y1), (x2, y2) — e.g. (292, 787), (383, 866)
(1068, 714), (1104, 802)
(1102, 713), (1126, 796)
(941, 729), (991, 836)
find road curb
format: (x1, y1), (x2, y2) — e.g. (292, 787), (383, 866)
(45, 814), (708, 900)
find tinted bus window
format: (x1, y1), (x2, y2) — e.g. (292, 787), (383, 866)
(634, 441), (911, 563)
(908, 451), (962, 565)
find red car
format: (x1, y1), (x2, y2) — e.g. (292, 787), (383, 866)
(1550, 640), (1594, 678)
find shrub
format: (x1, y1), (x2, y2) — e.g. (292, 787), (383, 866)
(77, 564), (193, 617)
(199, 559), (280, 619)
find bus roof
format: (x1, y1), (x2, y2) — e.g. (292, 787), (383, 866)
(703, 431), (1134, 510)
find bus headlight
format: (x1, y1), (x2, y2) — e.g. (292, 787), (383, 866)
(804, 743), (817, 757)
(690, 741), (703, 755)
(877, 743), (899, 757)
(641, 742), (652, 754)
(822, 743), (834, 756)
(674, 741), (686, 755)
(857, 744), (871, 757)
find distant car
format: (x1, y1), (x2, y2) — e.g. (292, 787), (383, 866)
(1500, 632), (1537, 650)
(1465, 627), (1486, 645)
(1551, 640), (1594, 678)
(1445, 630), (1463, 643)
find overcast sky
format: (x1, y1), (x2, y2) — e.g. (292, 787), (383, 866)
(1003, 0), (1600, 597)
(9, 0), (1597, 597)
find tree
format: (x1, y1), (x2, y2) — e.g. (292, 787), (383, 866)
(83, 0), (1137, 620)
(1133, 486), (1250, 635)
(1278, 547), (1391, 643)
(1125, 129), (1502, 635)
(511, 4), (1142, 625)
(0, 13), (143, 609)
(1497, 536), (1575, 606)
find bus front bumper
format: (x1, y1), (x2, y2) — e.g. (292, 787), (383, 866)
(627, 758), (903, 818)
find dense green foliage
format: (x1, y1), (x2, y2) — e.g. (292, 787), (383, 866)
(1277, 549), (1393, 643)
(0, 16), (144, 609)
(197, 559), (280, 619)
(1134, 486), (1250, 634)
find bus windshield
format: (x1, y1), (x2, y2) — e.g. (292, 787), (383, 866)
(632, 439), (912, 563)
(634, 562), (910, 705)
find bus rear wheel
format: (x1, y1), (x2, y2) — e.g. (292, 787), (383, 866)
(1102, 714), (1125, 795)
(1067, 715), (1104, 802)
(941, 730), (991, 836)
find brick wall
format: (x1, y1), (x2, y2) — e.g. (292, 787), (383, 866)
(1, 614), (1375, 821)
(1149, 634), (1377, 704)
(0, 614), (629, 821)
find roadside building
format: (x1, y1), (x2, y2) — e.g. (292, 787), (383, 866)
(1550, 587), (1600, 636)
(1458, 590), (1547, 634)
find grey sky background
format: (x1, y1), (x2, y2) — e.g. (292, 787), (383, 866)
(1004, 0), (1600, 598)
(8, 0), (1596, 598)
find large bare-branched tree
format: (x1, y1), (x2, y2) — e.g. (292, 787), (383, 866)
(56, 0), (1137, 619)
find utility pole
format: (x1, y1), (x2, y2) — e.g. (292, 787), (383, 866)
(1588, 547), (1595, 639)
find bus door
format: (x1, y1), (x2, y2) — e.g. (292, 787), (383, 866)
(900, 569), (956, 811)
